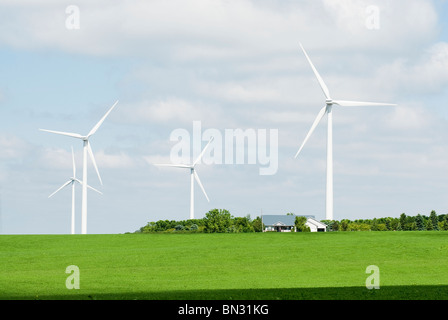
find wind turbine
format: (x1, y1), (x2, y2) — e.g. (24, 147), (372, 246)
(40, 100), (118, 234)
(48, 147), (102, 234)
(294, 44), (395, 221)
(155, 137), (214, 220)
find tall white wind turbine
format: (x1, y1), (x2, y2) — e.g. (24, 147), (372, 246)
(48, 147), (102, 234)
(295, 44), (395, 221)
(155, 137), (214, 220)
(40, 100), (118, 234)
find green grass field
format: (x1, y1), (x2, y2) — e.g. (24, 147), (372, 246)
(1, 231), (447, 300)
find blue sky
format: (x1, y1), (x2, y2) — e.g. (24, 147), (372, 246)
(0, 0), (447, 234)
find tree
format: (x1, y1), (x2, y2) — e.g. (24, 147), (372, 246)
(175, 224), (185, 231)
(405, 215), (416, 231)
(331, 220), (340, 231)
(430, 210), (438, 231)
(348, 222), (370, 231)
(232, 215), (255, 233)
(371, 218), (378, 231)
(389, 218), (399, 231)
(384, 218), (391, 231)
(295, 216), (310, 232)
(441, 215), (448, 231)
(322, 220), (338, 231)
(399, 213), (407, 231)
(347, 223), (359, 231)
(416, 214), (424, 231)
(407, 222), (417, 231)
(252, 216), (264, 232)
(425, 219), (434, 231)
(203, 209), (233, 233)
(340, 219), (349, 231)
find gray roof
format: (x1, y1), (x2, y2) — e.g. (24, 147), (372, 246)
(262, 215), (315, 226)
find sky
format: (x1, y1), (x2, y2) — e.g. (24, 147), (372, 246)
(0, 0), (447, 234)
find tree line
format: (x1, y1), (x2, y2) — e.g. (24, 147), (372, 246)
(323, 211), (448, 231)
(135, 209), (263, 234)
(134, 209), (448, 233)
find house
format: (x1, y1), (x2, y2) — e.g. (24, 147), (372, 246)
(261, 215), (327, 232)
(306, 217), (328, 232)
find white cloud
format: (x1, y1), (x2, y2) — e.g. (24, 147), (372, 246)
(375, 42), (448, 95)
(39, 147), (72, 170)
(414, 42), (448, 91)
(0, 135), (29, 160)
(196, 79), (282, 103)
(37, 146), (138, 171)
(0, 0), (440, 60)
(322, 0), (369, 34)
(322, 0), (438, 46)
(94, 150), (136, 169)
(383, 103), (434, 130)
(116, 98), (230, 127)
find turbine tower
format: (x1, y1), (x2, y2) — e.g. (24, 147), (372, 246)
(295, 44), (395, 221)
(40, 100), (118, 234)
(48, 147), (102, 234)
(155, 137), (214, 220)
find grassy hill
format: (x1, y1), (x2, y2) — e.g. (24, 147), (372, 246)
(1, 232), (447, 300)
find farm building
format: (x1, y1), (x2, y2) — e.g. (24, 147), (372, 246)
(261, 215), (327, 232)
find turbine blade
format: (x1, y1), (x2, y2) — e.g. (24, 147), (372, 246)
(332, 100), (397, 107)
(39, 129), (84, 139)
(87, 141), (102, 185)
(48, 180), (72, 198)
(87, 184), (103, 195)
(294, 106), (327, 159)
(193, 137), (214, 166)
(74, 178), (103, 195)
(299, 43), (331, 99)
(87, 100), (118, 137)
(193, 170), (209, 202)
(71, 146), (76, 178)
(154, 164), (192, 169)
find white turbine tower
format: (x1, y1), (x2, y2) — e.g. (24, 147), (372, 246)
(40, 100), (118, 234)
(295, 44), (395, 221)
(48, 147), (102, 234)
(155, 137), (214, 220)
